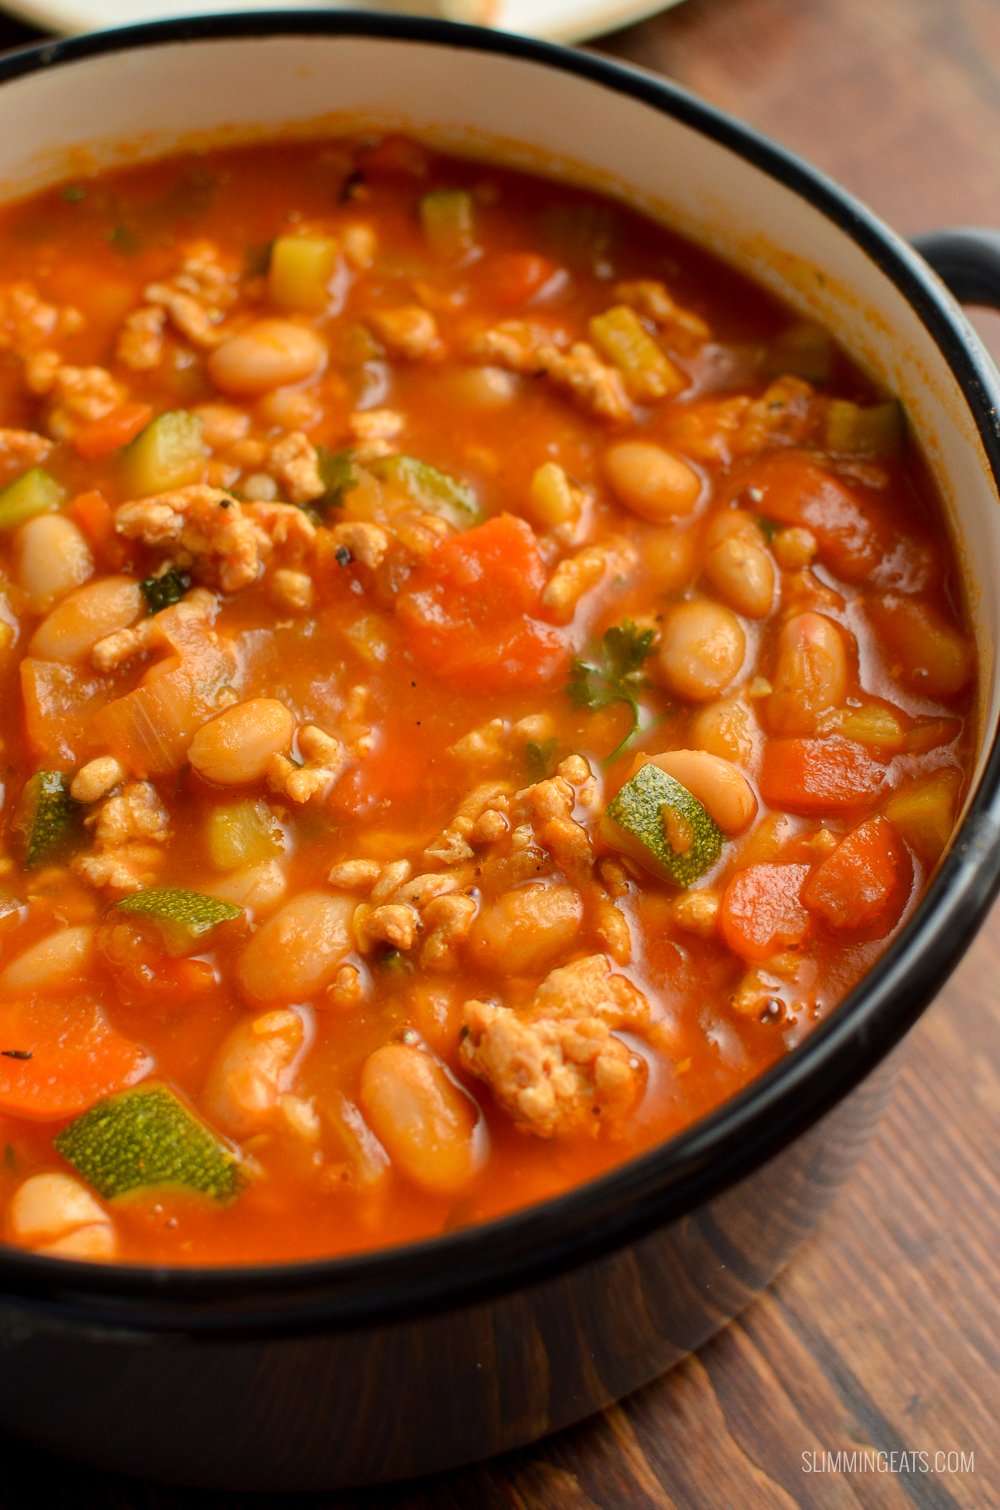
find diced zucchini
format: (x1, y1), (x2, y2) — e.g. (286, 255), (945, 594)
(370, 454), (478, 528)
(121, 410), (206, 497)
(588, 306), (685, 402)
(16, 771), (82, 870)
(824, 398), (903, 458)
(0, 469), (65, 532)
(602, 762), (723, 887)
(268, 234), (340, 312)
(825, 703), (906, 756)
(141, 564), (192, 615)
(116, 887), (243, 956)
(765, 322), (835, 384)
(316, 447), (361, 511)
(207, 800), (284, 871)
(420, 189), (476, 259)
(55, 1083), (244, 1202)
(882, 770), (962, 868)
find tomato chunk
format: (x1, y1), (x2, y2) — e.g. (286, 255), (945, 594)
(719, 863), (811, 961)
(802, 816), (912, 933)
(397, 513), (568, 690)
(489, 252), (559, 307)
(733, 451), (889, 583)
(759, 738), (885, 815)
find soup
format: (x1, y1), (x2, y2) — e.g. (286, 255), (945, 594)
(0, 136), (974, 1264)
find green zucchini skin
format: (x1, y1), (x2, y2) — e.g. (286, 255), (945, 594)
(17, 771), (82, 870)
(115, 887), (243, 955)
(55, 1083), (245, 1202)
(602, 762), (724, 887)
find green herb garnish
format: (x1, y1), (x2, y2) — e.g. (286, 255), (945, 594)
(141, 565), (192, 615)
(315, 447), (360, 511)
(567, 620), (656, 762)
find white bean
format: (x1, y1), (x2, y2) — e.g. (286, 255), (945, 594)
(16, 514), (93, 608)
(7, 1172), (116, 1259)
(209, 320), (327, 395)
(359, 1042), (481, 1197)
(29, 576), (145, 662)
(603, 441), (702, 521)
(0, 925), (94, 996)
(203, 1008), (305, 1137)
(702, 511), (776, 619)
(765, 611), (849, 735)
(188, 698), (295, 786)
(469, 882), (583, 976)
(237, 892), (353, 1003)
(658, 599), (746, 701)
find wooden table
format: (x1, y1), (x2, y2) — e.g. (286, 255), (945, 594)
(0, 0), (996, 1505)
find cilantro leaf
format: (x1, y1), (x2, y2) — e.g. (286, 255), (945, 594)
(524, 737), (559, 783)
(566, 620), (656, 761)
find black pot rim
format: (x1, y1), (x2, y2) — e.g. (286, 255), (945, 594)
(1, 10), (999, 1335)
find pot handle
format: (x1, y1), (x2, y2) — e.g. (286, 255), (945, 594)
(912, 229), (1000, 309)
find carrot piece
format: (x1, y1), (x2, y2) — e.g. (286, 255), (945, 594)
(490, 252), (559, 307)
(397, 512), (569, 691)
(802, 816), (912, 933)
(73, 401), (153, 461)
(718, 862), (811, 961)
(0, 997), (151, 1120)
(759, 737), (885, 815)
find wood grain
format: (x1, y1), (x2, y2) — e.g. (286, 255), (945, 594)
(0, 0), (996, 1504)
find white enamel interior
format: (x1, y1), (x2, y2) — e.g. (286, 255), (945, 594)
(0, 32), (997, 785)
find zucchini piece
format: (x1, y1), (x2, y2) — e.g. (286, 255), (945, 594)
(882, 769), (961, 868)
(141, 564), (192, 615)
(121, 410), (206, 497)
(420, 189), (476, 259)
(765, 322), (835, 384)
(370, 454), (478, 528)
(268, 234), (340, 312)
(0, 469), (65, 532)
(588, 306), (685, 402)
(824, 398), (903, 457)
(207, 799), (284, 871)
(116, 887), (243, 956)
(315, 447), (361, 511)
(16, 771), (82, 870)
(602, 762), (723, 887)
(55, 1083), (244, 1202)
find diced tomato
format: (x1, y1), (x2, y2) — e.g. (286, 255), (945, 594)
(397, 513), (569, 690)
(0, 997), (151, 1120)
(730, 451), (889, 583)
(73, 401), (153, 461)
(759, 738), (885, 815)
(718, 863), (811, 962)
(20, 658), (115, 770)
(802, 816), (912, 933)
(489, 252), (560, 307)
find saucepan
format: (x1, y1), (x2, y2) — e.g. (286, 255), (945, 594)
(0, 13), (998, 1491)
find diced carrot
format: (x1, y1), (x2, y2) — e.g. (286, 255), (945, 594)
(801, 816), (912, 933)
(759, 737), (885, 815)
(73, 401), (153, 461)
(0, 997), (151, 1120)
(70, 488), (129, 569)
(397, 512), (569, 690)
(730, 451), (889, 583)
(20, 658), (115, 770)
(718, 863), (811, 962)
(489, 252), (559, 307)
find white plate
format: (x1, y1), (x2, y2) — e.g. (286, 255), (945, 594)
(4, 0), (683, 46)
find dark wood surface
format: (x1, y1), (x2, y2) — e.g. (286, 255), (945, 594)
(0, 0), (997, 1505)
